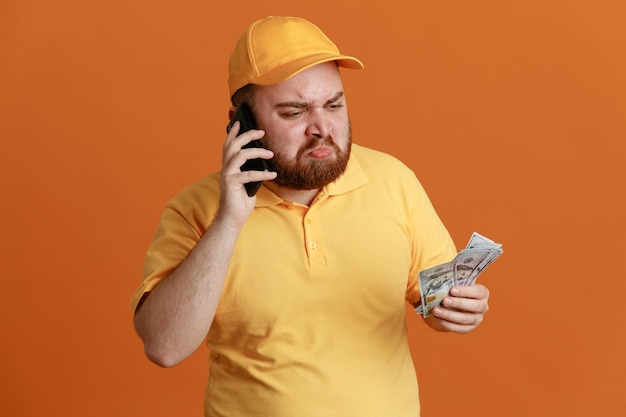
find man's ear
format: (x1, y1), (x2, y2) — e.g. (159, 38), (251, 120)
(228, 106), (237, 120)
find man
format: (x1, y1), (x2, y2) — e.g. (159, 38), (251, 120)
(131, 16), (490, 417)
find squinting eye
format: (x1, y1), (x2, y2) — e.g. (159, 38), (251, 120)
(282, 110), (304, 118)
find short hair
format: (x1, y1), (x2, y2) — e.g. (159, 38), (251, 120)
(231, 84), (257, 107)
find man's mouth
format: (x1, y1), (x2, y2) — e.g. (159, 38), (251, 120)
(308, 146), (334, 160)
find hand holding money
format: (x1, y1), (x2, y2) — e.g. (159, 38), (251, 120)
(416, 232), (503, 318)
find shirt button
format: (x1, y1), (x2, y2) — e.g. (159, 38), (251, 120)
(306, 218), (312, 224)
(309, 241), (317, 249)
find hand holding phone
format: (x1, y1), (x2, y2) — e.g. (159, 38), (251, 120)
(226, 103), (271, 197)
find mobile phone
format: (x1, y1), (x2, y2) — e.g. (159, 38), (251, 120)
(226, 103), (270, 197)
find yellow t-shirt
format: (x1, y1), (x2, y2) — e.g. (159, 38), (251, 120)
(131, 144), (457, 417)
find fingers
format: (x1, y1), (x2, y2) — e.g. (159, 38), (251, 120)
(449, 284), (490, 301)
(445, 285), (489, 312)
(223, 122), (272, 172)
(222, 124), (275, 185)
(211, 123), (275, 228)
(432, 305), (485, 333)
(431, 284), (490, 333)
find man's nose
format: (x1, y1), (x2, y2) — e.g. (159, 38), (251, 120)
(305, 109), (331, 138)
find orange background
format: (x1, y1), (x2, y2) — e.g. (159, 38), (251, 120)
(1, 1), (625, 416)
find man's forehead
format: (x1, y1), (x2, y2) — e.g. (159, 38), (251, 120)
(257, 63), (344, 99)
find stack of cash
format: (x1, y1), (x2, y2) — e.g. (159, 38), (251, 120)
(416, 232), (503, 318)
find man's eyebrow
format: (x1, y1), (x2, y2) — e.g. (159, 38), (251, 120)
(326, 91), (344, 104)
(274, 91), (345, 108)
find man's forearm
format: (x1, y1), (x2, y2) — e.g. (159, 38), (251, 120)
(133, 219), (241, 367)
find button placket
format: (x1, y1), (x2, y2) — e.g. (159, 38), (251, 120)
(304, 214), (314, 252)
(303, 210), (326, 267)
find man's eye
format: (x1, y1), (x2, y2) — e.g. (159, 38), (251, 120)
(282, 110), (304, 118)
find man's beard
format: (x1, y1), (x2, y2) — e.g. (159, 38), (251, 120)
(263, 127), (351, 190)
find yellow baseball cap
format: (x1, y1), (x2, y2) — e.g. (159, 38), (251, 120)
(228, 16), (364, 97)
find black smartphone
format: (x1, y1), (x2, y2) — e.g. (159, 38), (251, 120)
(226, 103), (270, 197)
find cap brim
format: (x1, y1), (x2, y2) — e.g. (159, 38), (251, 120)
(251, 54), (364, 87)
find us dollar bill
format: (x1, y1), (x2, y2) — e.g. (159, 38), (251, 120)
(416, 232), (503, 318)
